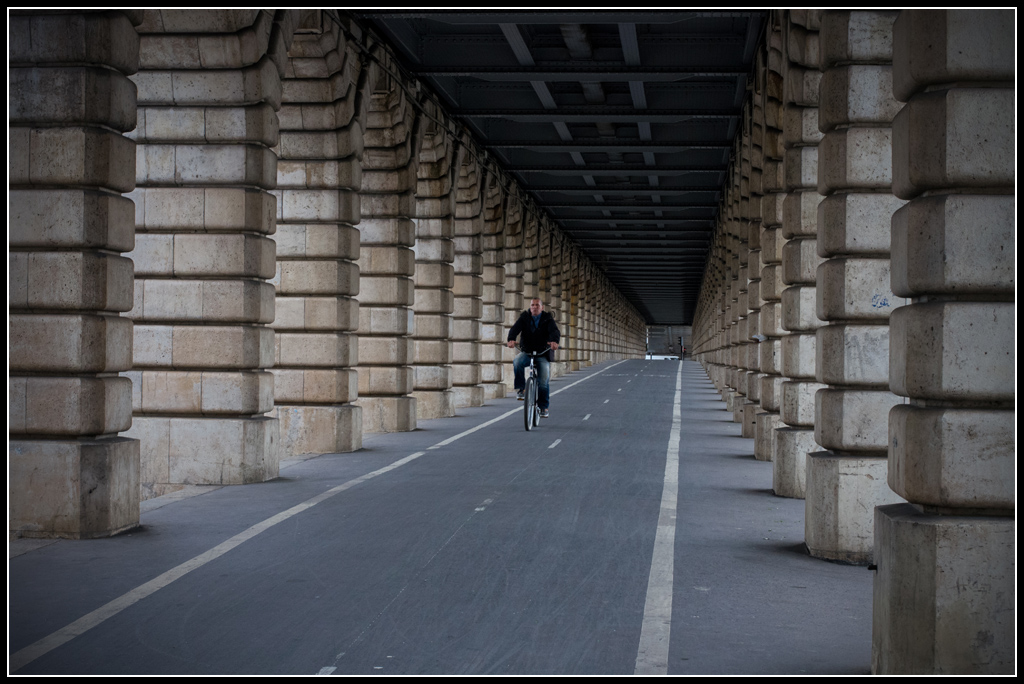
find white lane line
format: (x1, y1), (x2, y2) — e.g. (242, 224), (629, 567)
(548, 439), (561, 449)
(317, 667), (337, 675)
(10, 450), (424, 673)
(550, 360), (626, 396)
(583, 414), (591, 421)
(617, 388), (622, 392)
(604, 399), (610, 404)
(634, 361), (683, 676)
(13, 360), (630, 672)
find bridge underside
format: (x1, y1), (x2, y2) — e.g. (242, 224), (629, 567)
(8, 9), (1015, 674)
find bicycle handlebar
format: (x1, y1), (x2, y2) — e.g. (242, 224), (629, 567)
(513, 344), (554, 356)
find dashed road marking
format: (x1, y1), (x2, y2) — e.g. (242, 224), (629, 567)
(548, 439), (561, 449)
(583, 414), (591, 421)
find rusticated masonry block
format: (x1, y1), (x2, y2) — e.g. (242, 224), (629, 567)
(817, 258), (903, 320)
(892, 10), (1015, 101)
(889, 302), (1014, 402)
(888, 405), (1013, 509)
(892, 88), (1014, 199)
(891, 195), (1014, 296)
(817, 193), (906, 257)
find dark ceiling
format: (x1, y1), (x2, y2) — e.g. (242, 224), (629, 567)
(354, 11), (767, 325)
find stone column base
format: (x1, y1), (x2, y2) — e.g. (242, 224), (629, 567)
(10, 437), (140, 539)
(773, 427), (815, 498)
(452, 385), (485, 408)
(723, 389), (738, 411)
(456, 385), (487, 405)
(413, 390), (456, 420)
(741, 402), (758, 438)
(358, 396), (416, 434)
(550, 361), (566, 378)
(805, 452), (903, 564)
(872, 503), (1015, 674)
(129, 416), (279, 492)
(275, 404), (362, 456)
(754, 411), (783, 461)
(481, 383), (507, 401)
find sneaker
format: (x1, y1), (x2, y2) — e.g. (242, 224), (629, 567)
(516, 390), (524, 401)
(540, 408), (549, 418)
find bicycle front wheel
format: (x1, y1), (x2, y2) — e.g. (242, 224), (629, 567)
(524, 376), (536, 431)
(532, 380), (541, 427)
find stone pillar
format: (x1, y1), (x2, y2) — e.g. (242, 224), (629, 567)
(755, 145), (787, 462)
(873, 10), (1015, 674)
(501, 197), (526, 394)
(737, 45), (771, 427)
(10, 10), (142, 536)
(805, 10), (907, 563)
(356, 54), (419, 432)
(742, 220), (764, 438)
(578, 266), (594, 368)
(272, 15), (361, 456)
(451, 150), (485, 408)
(723, 220), (746, 422)
(548, 232), (566, 378)
(522, 216), (540, 301)
(697, 233), (729, 393)
(411, 106), (458, 420)
(537, 220), (551, 300)
(479, 174), (507, 400)
(127, 10), (287, 494)
(773, 11), (826, 498)
(565, 250), (580, 371)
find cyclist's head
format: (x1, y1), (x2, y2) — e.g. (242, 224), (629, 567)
(529, 298), (543, 315)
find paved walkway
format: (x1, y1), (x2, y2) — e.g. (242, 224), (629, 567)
(9, 359), (873, 675)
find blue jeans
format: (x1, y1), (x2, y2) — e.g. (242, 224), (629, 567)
(513, 352), (551, 409)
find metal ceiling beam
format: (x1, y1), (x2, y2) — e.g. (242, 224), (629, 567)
(417, 67), (746, 81)
(486, 141), (732, 151)
(510, 164), (722, 173)
(531, 186), (720, 195)
(545, 201), (719, 208)
(560, 221), (714, 229)
(366, 12), (764, 23)
(456, 107), (736, 121)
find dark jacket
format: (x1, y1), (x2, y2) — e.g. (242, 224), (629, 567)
(508, 309), (561, 360)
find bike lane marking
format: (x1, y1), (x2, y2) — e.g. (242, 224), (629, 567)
(13, 360), (629, 673)
(634, 360), (683, 675)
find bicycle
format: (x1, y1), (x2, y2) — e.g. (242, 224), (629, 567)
(515, 345), (545, 431)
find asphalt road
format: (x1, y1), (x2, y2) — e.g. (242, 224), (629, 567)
(9, 359), (873, 675)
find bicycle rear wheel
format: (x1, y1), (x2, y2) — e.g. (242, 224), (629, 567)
(523, 376), (536, 431)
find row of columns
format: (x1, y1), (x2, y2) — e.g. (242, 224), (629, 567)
(9, 9), (648, 541)
(692, 10), (1013, 674)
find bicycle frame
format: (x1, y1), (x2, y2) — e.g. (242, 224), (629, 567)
(516, 346), (545, 431)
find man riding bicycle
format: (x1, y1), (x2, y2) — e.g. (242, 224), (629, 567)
(506, 297), (561, 418)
